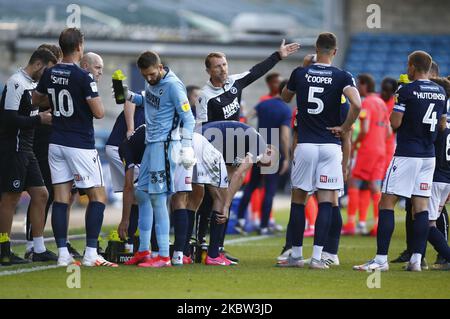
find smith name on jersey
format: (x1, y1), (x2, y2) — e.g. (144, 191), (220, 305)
(36, 63), (99, 149)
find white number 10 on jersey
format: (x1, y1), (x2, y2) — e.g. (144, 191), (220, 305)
(48, 88), (74, 117)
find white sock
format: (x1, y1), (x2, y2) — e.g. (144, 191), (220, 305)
(312, 245), (323, 261)
(238, 218), (246, 227)
(173, 250), (183, 259)
(26, 241), (34, 252)
(85, 247), (98, 259)
(375, 254), (387, 264)
(58, 247), (70, 257)
(358, 221), (366, 227)
(33, 236), (46, 254)
(410, 253), (422, 264)
(323, 251), (337, 259)
(292, 246), (303, 258)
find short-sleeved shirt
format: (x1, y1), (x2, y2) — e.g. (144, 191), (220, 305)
(358, 94), (388, 155)
(36, 63), (99, 149)
(433, 123), (450, 183)
(118, 124), (146, 172)
(0, 69), (40, 153)
(255, 97), (291, 145)
(106, 106), (145, 147)
(393, 80), (448, 158)
(287, 63), (356, 145)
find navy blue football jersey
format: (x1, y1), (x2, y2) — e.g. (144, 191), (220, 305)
(433, 122), (450, 183)
(106, 106), (145, 147)
(118, 124), (145, 172)
(36, 63), (99, 149)
(287, 63), (355, 145)
(393, 80), (448, 158)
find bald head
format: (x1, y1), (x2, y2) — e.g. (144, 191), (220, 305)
(80, 52), (103, 82)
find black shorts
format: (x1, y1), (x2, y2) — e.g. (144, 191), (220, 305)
(0, 152), (45, 193)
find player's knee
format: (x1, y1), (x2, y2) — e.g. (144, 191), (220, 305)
(135, 189), (149, 204)
(87, 187), (107, 203)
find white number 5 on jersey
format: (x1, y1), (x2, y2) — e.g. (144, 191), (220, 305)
(307, 86), (324, 115)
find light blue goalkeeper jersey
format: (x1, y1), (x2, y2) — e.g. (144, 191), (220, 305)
(131, 67), (194, 146)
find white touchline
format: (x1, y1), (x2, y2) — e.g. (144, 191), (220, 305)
(0, 265), (60, 277)
(0, 235), (271, 277)
(224, 235), (271, 245)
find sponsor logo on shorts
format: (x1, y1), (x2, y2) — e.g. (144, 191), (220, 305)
(420, 183), (430, 191)
(320, 175), (337, 184)
(12, 180), (20, 189)
(74, 174), (89, 182)
(185, 176), (192, 184)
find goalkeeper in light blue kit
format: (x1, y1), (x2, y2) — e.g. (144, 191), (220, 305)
(115, 51), (196, 268)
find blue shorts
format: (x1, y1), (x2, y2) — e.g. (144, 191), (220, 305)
(137, 141), (181, 194)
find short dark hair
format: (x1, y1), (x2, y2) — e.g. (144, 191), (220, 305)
(408, 50), (432, 74)
(381, 77), (398, 92)
(278, 79), (288, 95)
(265, 72), (280, 84)
(137, 51), (161, 69)
(38, 43), (62, 61)
(28, 48), (57, 66)
(316, 32), (337, 53)
(59, 28), (84, 56)
(186, 85), (200, 97)
(205, 52), (226, 69)
(430, 61), (440, 77)
(358, 73), (376, 93)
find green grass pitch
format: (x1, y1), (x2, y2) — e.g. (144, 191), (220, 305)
(0, 208), (449, 299)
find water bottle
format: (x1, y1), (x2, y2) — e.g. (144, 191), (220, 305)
(112, 69), (127, 104)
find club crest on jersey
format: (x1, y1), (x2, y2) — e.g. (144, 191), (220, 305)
(14, 83), (19, 90)
(159, 89), (164, 95)
(230, 87), (237, 94)
(420, 183), (430, 191)
(12, 180), (20, 189)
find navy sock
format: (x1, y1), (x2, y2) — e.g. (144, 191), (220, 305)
(150, 222), (159, 252)
(411, 211), (429, 255)
(85, 201), (105, 248)
(323, 206), (343, 255)
(313, 202), (333, 246)
(284, 217), (293, 249)
(289, 203), (305, 247)
(173, 209), (188, 252)
(436, 206), (449, 241)
(127, 204), (139, 245)
(51, 202), (69, 248)
(208, 211), (224, 258)
(428, 226), (450, 261)
(184, 209), (196, 256)
(405, 199), (413, 253)
(219, 212), (229, 248)
(376, 209), (395, 255)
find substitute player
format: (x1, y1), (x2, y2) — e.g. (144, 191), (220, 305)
(0, 49), (56, 265)
(354, 51), (447, 272)
(33, 28), (116, 267)
(280, 32), (361, 269)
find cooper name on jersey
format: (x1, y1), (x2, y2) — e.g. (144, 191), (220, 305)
(305, 69), (333, 84)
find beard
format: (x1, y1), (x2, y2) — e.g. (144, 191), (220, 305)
(148, 72), (162, 85)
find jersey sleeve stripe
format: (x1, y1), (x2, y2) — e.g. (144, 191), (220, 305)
(393, 104), (405, 112)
